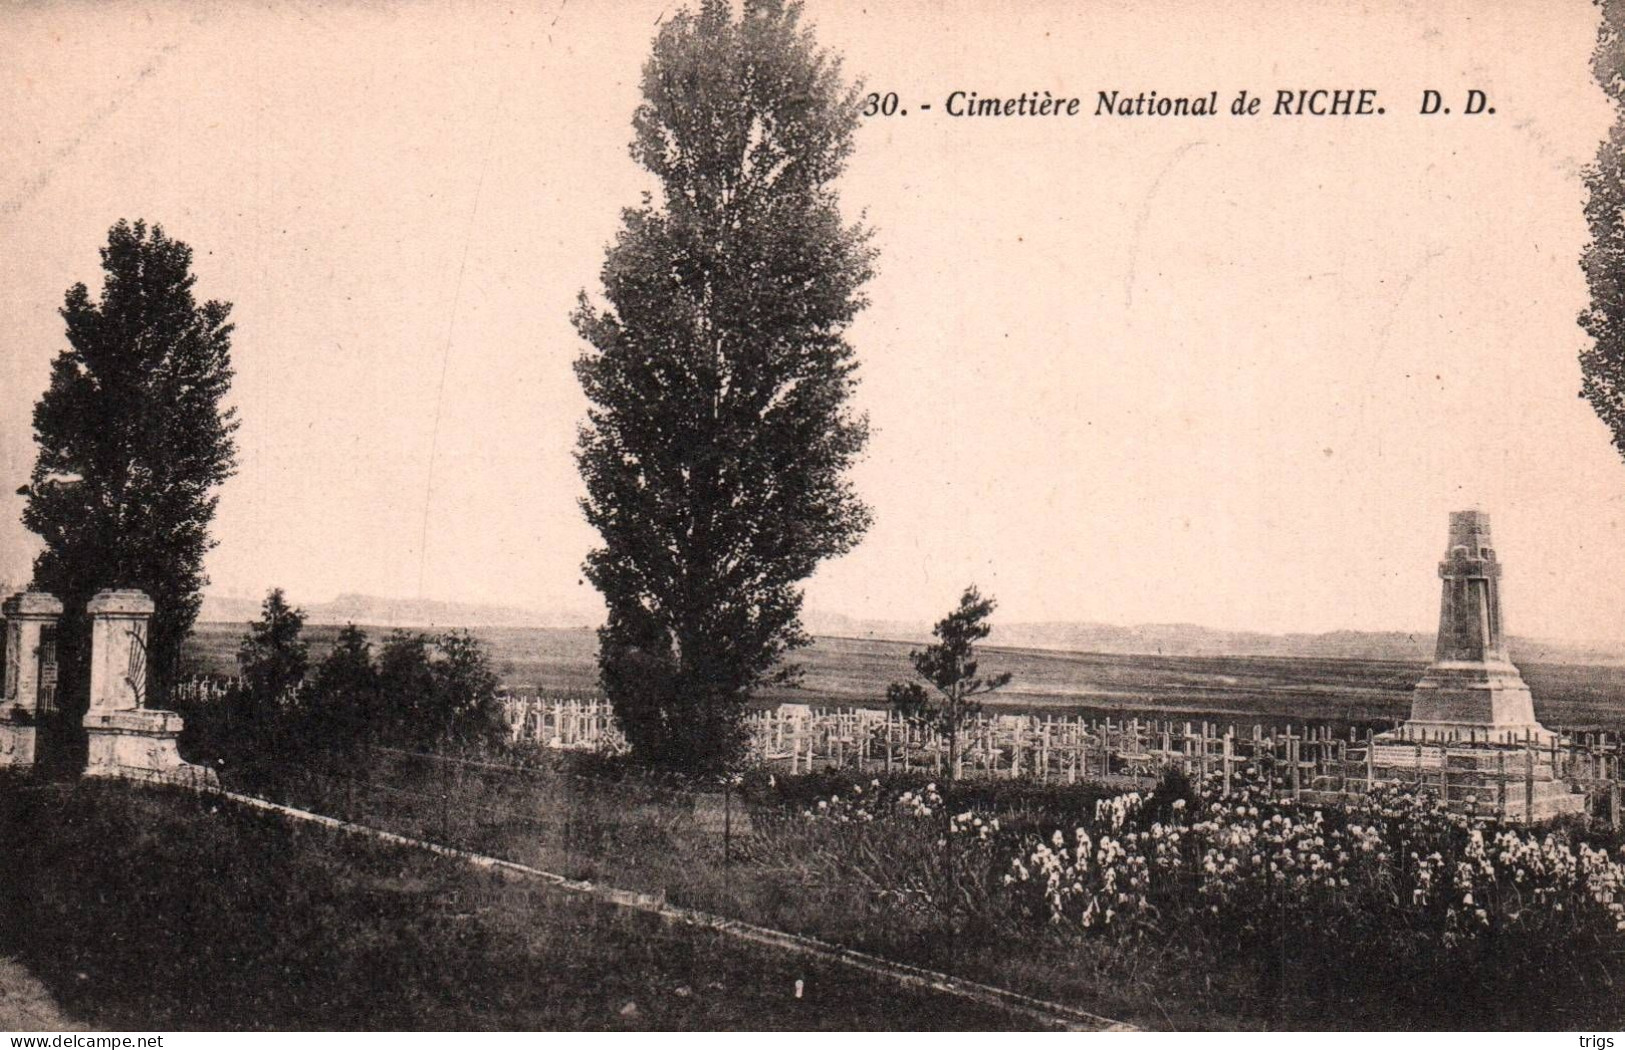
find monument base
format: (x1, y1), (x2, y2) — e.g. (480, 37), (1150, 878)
(1390, 720), (1558, 746)
(1404, 661), (1555, 743)
(0, 704), (36, 769)
(1329, 732), (1588, 823)
(83, 709), (218, 789)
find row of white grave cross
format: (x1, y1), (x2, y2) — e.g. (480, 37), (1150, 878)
(0, 588), (215, 785)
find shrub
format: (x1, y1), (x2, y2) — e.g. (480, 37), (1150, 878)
(181, 624), (505, 772)
(299, 623), (379, 755)
(369, 629), (502, 751)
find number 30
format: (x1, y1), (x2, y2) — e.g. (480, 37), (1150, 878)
(862, 92), (900, 117)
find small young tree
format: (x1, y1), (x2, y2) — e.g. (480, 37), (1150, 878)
(368, 630), (501, 751)
(887, 586), (1013, 780)
(237, 589), (308, 701)
(231, 588), (308, 757)
(374, 631), (436, 747)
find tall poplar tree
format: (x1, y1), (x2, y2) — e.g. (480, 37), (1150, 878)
(19, 219), (238, 709)
(1581, 0), (1625, 452)
(573, 0), (874, 771)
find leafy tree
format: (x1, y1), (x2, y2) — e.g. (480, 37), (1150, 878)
(1581, 0), (1625, 452)
(370, 629), (500, 750)
(227, 588), (308, 758)
(431, 629), (502, 745)
(18, 220), (237, 709)
(573, 0), (874, 772)
(375, 631), (437, 746)
(305, 624), (379, 754)
(237, 589), (308, 702)
(887, 586), (1013, 780)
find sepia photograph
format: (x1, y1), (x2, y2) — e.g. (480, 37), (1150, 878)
(2, 0), (1624, 1035)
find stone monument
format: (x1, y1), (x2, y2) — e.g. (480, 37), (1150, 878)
(0, 591), (63, 768)
(1397, 510), (1553, 743)
(1363, 511), (1585, 821)
(81, 589), (216, 786)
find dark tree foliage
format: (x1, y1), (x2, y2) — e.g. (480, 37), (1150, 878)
(19, 220), (237, 707)
(887, 586), (1013, 780)
(303, 624), (379, 754)
(431, 629), (503, 743)
(227, 588), (309, 759)
(237, 589), (309, 702)
(573, 0), (875, 773)
(374, 631), (439, 744)
(1580, 0), (1625, 452)
(371, 629), (501, 750)
(185, 626), (501, 774)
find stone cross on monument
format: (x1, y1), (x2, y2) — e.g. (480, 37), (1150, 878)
(1400, 510), (1554, 743)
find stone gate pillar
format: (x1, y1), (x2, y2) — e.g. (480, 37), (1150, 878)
(82, 589), (215, 786)
(0, 591), (64, 768)
(85, 589), (153, 716)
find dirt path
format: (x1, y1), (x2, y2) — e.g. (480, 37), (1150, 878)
(0, 956), (82, 1031)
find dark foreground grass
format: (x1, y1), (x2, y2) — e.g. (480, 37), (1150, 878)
(0, 777), (1026, 1031)
(251, 752), (1247, 1030)
(244, 749), (1625, 1032)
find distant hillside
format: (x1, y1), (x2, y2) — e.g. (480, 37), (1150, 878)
(199, 593), (598, 630)
(183, 622), (1625, 731)
(199, 594), (1625, 667)
(801, 610), (1625, 667)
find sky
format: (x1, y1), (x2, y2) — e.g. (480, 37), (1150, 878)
(1, 0), (1622, 643)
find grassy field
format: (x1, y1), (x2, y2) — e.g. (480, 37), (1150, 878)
(239, 747), (1625, 1031)
(0, 777), (1026, 1031)
(186, 622), (1625, 730)
(8, 729), (1623, 1031)
(249, 752), (1238, 1030)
